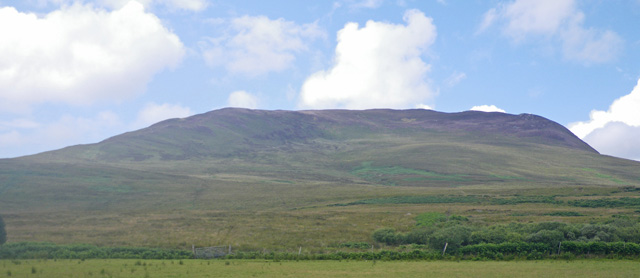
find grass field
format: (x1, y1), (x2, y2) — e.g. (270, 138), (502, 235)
(1, 259), (640, 278)
(3, 184), (640, 250)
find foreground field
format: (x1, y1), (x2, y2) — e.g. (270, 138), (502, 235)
(2, 259), (640, 278)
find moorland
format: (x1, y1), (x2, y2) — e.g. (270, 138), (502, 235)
(1, 108), (640, 261)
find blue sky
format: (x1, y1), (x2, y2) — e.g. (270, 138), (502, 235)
(1, 0), (639, 160)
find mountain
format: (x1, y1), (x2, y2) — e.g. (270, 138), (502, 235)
(37, 108), (598, 161)
(1, 108), (639, 249)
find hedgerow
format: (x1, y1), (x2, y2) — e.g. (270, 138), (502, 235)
(0, 242), (192, 260)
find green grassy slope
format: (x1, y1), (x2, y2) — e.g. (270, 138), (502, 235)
(1, 108), (639, 249)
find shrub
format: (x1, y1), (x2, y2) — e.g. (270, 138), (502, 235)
(415, 212), (447, 227)
(429, 225), (473, 253)
(372, 228), (404, 245)
(526, 230), (565, 247)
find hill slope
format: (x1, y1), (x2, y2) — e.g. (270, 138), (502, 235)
(1, 108), (639, 249)
(35, 108), (597, 161)
(15, 108), (627, 186)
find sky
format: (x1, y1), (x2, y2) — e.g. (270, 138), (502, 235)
(0, 0), (639, 161)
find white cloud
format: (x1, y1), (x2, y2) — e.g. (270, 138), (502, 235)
(470, 105), (506, 113)
(480, 0), (622, 64)
(560, 14), (623, 64)
(153, 0), (207, 11)
(500, 0), (575, 40)
(0, 2), (185, 112)
(569, 78), (640, 138)
(133, 102), (193, 128)
(201, 15), (325, 76)
(96, 0), (153, 9)
(415, 104), (433, 110)
(227, 90), (259, 109)
(569, 78), (640, 160)
(298, 9), (437, 109)
(583, 122), (640, 161)
(31, 0), (208, 12)
(345, 0), (384, 9)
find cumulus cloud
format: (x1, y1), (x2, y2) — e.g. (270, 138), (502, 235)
(0, 2), (185, 112)
(569, 78), (640, 160)
(201, 15), (325, 76)
(133, 102), (193, 128)
(583, 122), (640, 161)
(569, 79), (640, 138)
(227, 91), (259, 109)
(470, 105), (506, 113)
(480, 0), (622, 64)
(298, 9), (437, 109)
(415, 104), (433, 110)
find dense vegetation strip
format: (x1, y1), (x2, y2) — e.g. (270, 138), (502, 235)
(2, 241), (640, 261)
(332, 195), (561, 206)
(333, 195), (640, 208)
(226, 241), (640, 261)
(371, 212), (640, 258)
(0, 242), (192, 260)
(568, 197), (640, 208)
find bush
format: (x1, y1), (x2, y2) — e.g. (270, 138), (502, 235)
(372, 228), (404, 245)
(526, 230), (565, 247)
(429, 225), (473, 253)
(580, 224), (619, 242)
(405, 227), (435, 245)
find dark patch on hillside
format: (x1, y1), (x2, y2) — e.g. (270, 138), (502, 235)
(300, 109), (596, 153)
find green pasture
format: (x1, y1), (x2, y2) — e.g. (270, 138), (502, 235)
(1, 259), (639, 278)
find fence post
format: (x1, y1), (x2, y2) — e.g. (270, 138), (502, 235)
(229, 245), (232, 255)
(192, 245), (195, 258)
(557, 242), (562, 255)
(442, 242), (448, 256)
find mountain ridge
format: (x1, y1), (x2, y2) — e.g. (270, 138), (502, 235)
(23, 108), (597, 163)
